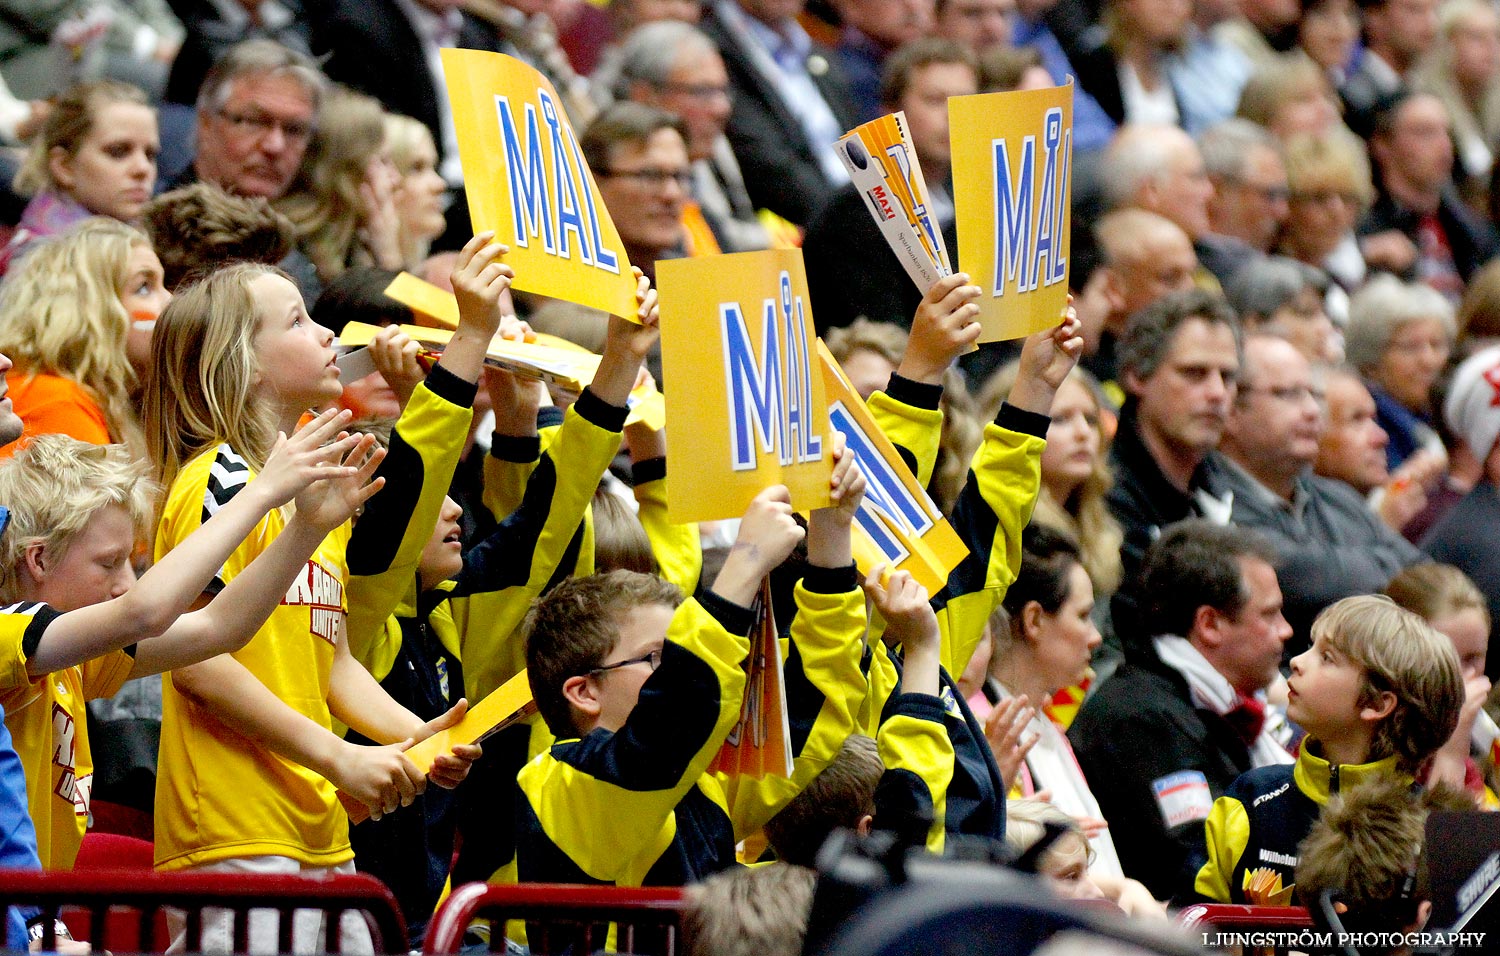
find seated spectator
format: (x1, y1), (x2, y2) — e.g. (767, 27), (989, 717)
(1194, 595), (1462, 904)
(1362, 91), (1500, 300)
(1235, 54), (1345, 141)
(1225, 256), (1342, 363)
(1070, 521), (1293, 900)
(1100, 124), (1245, 286)
(700, 0), (858, 226)
(1423, 346), (1500, 681)
(1385, 563), (1492, 803)
(977, 46), (1055, 93)
(383, 114), (448, 271)
(1339, 0), (1439, 128)
(682, 863), (817, 956)
(1412, 0), (1500, 203)
(1171, 0), (1256, 135)
(172, 40), (325, 203)
(1200, 119), (1290, 254)
(827, 0), (933, 122)
(609, 21), (772, 253)
(1005, 799), (1165, 916)
(0, 219), (170, 456)
(803, 39), (976, 332)
(276, 86), (401, 290)
(1107, 289), (1239, 581)
(978, 363), (1122, 600)
(1054, 0), (1200, 130)
(990, 529), (1115, 872)
(143, 182), (296, 291)
(1086, 209), (1199, 389)
(582, 102), (693, 283)
(3, 80), (156, 273)
(165, 0), (317, 106)
(1314, 366), (1439, 534)
(1296, 776), (1473, 947)
(1219, 335), (1423, 654)
(1213, 0), (1301, 68)
(935, 0), (1012, 54)
(1278, 130), (1375, 318)
(1345, 274), (1454, 471)
(1297, 0), (1359, 86)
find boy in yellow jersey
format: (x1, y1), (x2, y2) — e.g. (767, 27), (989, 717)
(1193, 596), (1464, 905)
(517, 445), (867, 888)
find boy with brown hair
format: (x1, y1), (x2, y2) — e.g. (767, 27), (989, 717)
(143, 182), (295, 289)
(1193, 595), (1465, 904)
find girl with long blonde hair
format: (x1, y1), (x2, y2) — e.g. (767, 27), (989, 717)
(141, 260), (483, 950)
(277, 86), (402, 288)
(0, 218), (169, 457)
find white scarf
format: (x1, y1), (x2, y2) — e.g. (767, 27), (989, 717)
(1154, 636), (1293, 769)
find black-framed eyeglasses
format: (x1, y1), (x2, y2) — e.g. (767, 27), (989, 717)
(598, 167), (693, 190)
(588, 648), (663, 677)
(216, 108), (315, 144)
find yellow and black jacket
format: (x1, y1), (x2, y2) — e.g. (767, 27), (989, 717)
(873, 691), (955, 851)
(517, 568), (866, 887)
(1191, 742), (1405, 904)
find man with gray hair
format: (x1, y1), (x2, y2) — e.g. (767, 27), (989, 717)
(175, 39), (325, 201)
(1102, 123), (1256, 286)
(1200, 119), (1289, 253)
(1224, 256), (1340, 363)
(612, 21), (770, 252)
(1108, 289), (1241, 581)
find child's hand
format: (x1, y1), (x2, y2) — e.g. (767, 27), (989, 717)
(822, 431), (866, 524)
(807, 433), (864, 568)
(713, 486), (805, 606)
(408, 699), (483, 789)
(985, 694), (1039, 795)
(254, 408), (366, 509)
(294, 433), (387, 532)
(451, 231), (514, 341)
(593, 272), (661, 405)
(498, 313), (534, 343)
(863, 567), (938, 654)
(1007, 299), (1084, 415)
(633, 266), (659, 326)
(328, 738), (426, 821)
(367, 324), (424, 409)
(899, 273), (983, 384)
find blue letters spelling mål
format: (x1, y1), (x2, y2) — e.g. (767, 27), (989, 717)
(495, 90), (620, 274)
(721, 272), (823, 471)
(992, 107), (1071, 296)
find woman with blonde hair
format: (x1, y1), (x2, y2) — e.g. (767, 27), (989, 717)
(383, 114), (448, 270)
(1414, 0), (1500, 200)
(3, 80), (157, 272)
(1277, 129), (1377, 319)
(979, 361), (1121, 599)
(1236, 55), (1344, 141)
(0, 218), (169, 456)
(277, 86), (403, 289)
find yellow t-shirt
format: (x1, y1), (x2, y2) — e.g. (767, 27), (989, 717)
(1, 649), (131, 870)
(153, 444), (352, 871)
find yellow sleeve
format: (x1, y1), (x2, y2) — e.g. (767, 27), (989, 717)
(876, 693), (954, 853)
(725, 572), (868, 839)
(453, 397), (621, 701)
(933, 411), (1046, 678)
(860, 638), (900, 737)
(0, 606), (59, 689)
(1193, 795), (1250, 903)
(344, 373), (474, 677)
(867, 389), (943, 488)
(631, 462), (701, 596)
(516, 596), (751, 883)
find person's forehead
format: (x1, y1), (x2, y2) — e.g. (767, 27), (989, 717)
(1324, 375), (1372, 415)
(668, 46), (724, 81)
(612, 128), (688, 162)
(1163, 318), (1239, 363)
(1243, 145), (1288, 182)
(223, 71), (316, 113)
(1246, 338), (1309, 380)
(909, 60), (979, 95)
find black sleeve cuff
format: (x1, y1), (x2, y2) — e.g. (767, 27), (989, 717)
(884, 372), (944, 411)
(995, 401), (1050, 439)
(801, 562), (858, 594)
(889, 691), (946, 723)
(632, 456), (667, 485)
(20, 604), (63, 662)
(698, 590), (757, 636)
(424, 362), (478, 408)
(537, 405), (565, 429)
(575, 387), (628, 433)
(489, 434), (540, 463)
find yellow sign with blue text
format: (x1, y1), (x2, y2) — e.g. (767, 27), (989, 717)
(659, 250), (834, 523)
(818, 341), (969, 595)
(950, 81), (1073, 342)
(441, 48), (640, 321)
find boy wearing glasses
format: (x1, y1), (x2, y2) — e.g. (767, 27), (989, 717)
(517, 449), (868, 887)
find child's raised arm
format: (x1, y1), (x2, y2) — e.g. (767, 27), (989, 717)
(126, 434), (387, 679)
(712, 486), (805, 608)
(443, 231), (516, 384)
(24, 408), (365, 677)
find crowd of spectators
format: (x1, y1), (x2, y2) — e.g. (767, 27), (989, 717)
(0, 0), (1495, 953)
